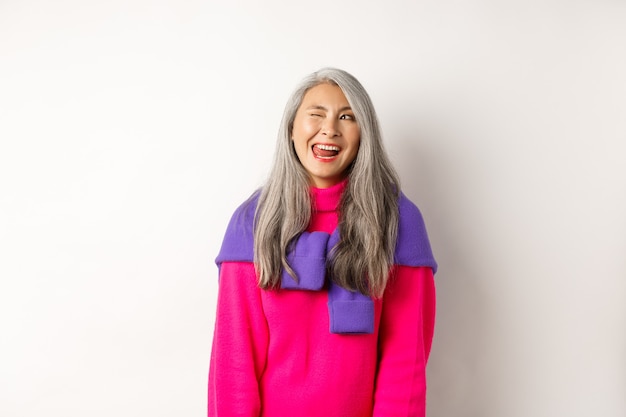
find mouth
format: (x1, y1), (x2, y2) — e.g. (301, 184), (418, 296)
(312, 143), (341, 159)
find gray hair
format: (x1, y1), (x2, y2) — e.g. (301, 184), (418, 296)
(254, 67), (400, 298)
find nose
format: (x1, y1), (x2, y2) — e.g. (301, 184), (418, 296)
(321, 117), (341, 137)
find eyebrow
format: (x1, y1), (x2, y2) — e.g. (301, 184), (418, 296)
(306, 105), (353, 112)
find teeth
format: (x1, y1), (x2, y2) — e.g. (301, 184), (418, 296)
(315, 144), (340, 151)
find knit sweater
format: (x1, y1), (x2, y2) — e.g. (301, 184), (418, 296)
(208, 181), (437, 416)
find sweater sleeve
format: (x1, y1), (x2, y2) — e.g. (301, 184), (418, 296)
(373, 266), (436, 417)
(208, 262), (269, 417)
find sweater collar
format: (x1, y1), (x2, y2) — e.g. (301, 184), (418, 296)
(310, 179), (347, 212)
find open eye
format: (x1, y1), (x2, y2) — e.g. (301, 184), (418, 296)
(339, 114), (355, 121)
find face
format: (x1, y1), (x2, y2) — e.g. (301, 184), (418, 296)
(291, 83), (361, 188)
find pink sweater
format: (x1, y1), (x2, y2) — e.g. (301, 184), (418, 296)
(209, 182), (436, 416)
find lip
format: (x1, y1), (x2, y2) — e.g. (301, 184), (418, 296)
(311, 143), (341, 162)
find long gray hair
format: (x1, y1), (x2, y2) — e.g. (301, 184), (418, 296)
(254, 67), (400, 298)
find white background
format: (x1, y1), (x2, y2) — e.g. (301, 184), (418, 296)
(1, 1), (625, 416)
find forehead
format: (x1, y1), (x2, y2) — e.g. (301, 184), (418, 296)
(300, 83), (350, 106)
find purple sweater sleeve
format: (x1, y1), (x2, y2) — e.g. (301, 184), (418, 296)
(373, 266), (436, 417)
(208, 262), (269, 417)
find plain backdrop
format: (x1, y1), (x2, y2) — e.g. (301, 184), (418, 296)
(1, 1), (625, 416)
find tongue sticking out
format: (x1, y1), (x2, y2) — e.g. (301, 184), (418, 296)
(313, 145), (339, 158)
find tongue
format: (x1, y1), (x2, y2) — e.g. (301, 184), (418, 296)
(313, 146), (338, 157)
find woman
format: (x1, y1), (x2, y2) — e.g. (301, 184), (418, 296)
(209, 68), (437, 416)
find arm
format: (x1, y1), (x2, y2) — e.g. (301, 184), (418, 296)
(373, 266), (436, 417)
(208, 262), (269, 417)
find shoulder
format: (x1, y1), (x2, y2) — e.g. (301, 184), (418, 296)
(215, 190), (260, 265)
(394, 193), (438, 272)
(398, 192), (424, 223)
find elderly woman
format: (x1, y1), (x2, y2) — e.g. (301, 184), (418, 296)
(209, 68), (437, 417)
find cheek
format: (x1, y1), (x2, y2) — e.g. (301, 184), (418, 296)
(298, 119), (319, 137)
(346, 125), (361, 144)
(291, 120), (307, 147)
(291, 134), (309, 162)
(350, 131), (361, 150)
(293, 113), (316, 132)
(348, 137), (361, 162)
